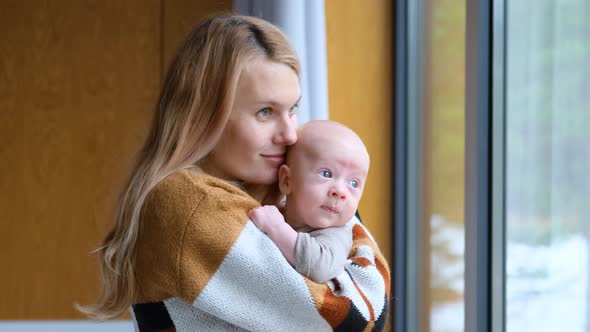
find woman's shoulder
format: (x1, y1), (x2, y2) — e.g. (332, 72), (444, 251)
(145, 169), (258, 220)
(136, 169), (257, 302)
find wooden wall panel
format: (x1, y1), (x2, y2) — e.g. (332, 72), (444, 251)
(162, 1), (232, 71)
(325, 0), (393, 264)
(0, 1), (161, 319)
(0, 0), (233, 320)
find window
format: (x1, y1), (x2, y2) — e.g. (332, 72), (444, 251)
(421, 1), (466, 331)
(504, 1), (590, 331)
(396, 1), (589, 331)
(395, 1), (466, 331)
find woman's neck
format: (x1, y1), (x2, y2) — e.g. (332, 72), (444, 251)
(194, 160), (246, 191)
(196, 158), (235, 182)
(196, 159), (282, 205)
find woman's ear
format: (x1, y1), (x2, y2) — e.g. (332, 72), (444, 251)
(278, 164), (291, 195)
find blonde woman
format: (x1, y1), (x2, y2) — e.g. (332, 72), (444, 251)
(80, 15), (390, 331)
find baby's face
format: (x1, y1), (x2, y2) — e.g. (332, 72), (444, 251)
(282, 124), (369, 229)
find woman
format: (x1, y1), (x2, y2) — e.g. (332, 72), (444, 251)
(80, 15), (390, 331)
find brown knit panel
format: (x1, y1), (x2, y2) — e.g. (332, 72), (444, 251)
(351, 257), (373, 267)
(304, 278), (327, 312)
(304, 275), (351, 328)
(135, 170), (259, 303)
(301, 278), (353, 329)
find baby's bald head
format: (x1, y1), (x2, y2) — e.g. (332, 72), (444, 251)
(287, 120), (370, 169)
(278, 120), (370, 229)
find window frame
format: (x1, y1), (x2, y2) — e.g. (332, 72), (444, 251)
(393, 0), (426, 331)
(394, 0), (506, 331)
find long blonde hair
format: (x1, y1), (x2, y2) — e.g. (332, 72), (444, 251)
(79, 14), (300, 320)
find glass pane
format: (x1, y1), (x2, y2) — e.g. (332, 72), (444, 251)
(420, 0), (466, 331)
(505, 1), (590, 331)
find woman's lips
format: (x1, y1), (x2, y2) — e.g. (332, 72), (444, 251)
(261, 154), (285, 166)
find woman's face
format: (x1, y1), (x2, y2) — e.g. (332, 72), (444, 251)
(206, 56), (301, 184)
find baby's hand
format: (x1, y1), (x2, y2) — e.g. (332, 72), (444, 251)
(248, 205), (297, 266)
(248, 205), (284, 235)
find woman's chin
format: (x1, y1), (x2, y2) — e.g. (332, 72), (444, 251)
(250, 170), (279, 185)
(241, 175), (277, 186)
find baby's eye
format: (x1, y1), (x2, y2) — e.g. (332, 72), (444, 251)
(349, 180), (359, 188)
(257, 108), (272, 118)
(320, 170), (332, 178)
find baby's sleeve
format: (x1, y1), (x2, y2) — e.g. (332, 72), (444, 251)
(294, 225), (353, 283)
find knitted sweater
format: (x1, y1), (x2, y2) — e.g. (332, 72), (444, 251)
(132, 169), (390, 331)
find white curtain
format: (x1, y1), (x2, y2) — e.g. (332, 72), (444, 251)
(234, 0), (329, 124)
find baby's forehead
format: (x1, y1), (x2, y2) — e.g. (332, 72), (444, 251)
(286, 120), (370, 168)
(303, 142), (363, 162)
(289, 134), (369, 172)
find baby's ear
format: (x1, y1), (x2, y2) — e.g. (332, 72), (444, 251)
(278, 164), (291, 195)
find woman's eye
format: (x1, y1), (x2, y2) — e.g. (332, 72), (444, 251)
(257, 108), (272, 118)
(289, 104), (299, 116)
(349, 180), (359, 188)
(320, 170), (332, 178)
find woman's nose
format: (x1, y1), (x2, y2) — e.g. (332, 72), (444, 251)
(273, 114), (297, 145)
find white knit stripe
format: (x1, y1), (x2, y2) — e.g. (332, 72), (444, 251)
(164, 298), (247, 332)
(193, 222), (332, 332)
(346, 244), (387, 320)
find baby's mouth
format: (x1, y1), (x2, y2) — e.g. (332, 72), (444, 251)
(320, 206), (339, 214)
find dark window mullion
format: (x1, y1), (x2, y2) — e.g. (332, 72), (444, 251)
(394, 0), (425, 331)
(491, 0), (507, 331)
(465, 0), (493, 332)
(393, 0), (408, 331)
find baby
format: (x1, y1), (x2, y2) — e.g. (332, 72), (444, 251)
(248, 120), (370, 283)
